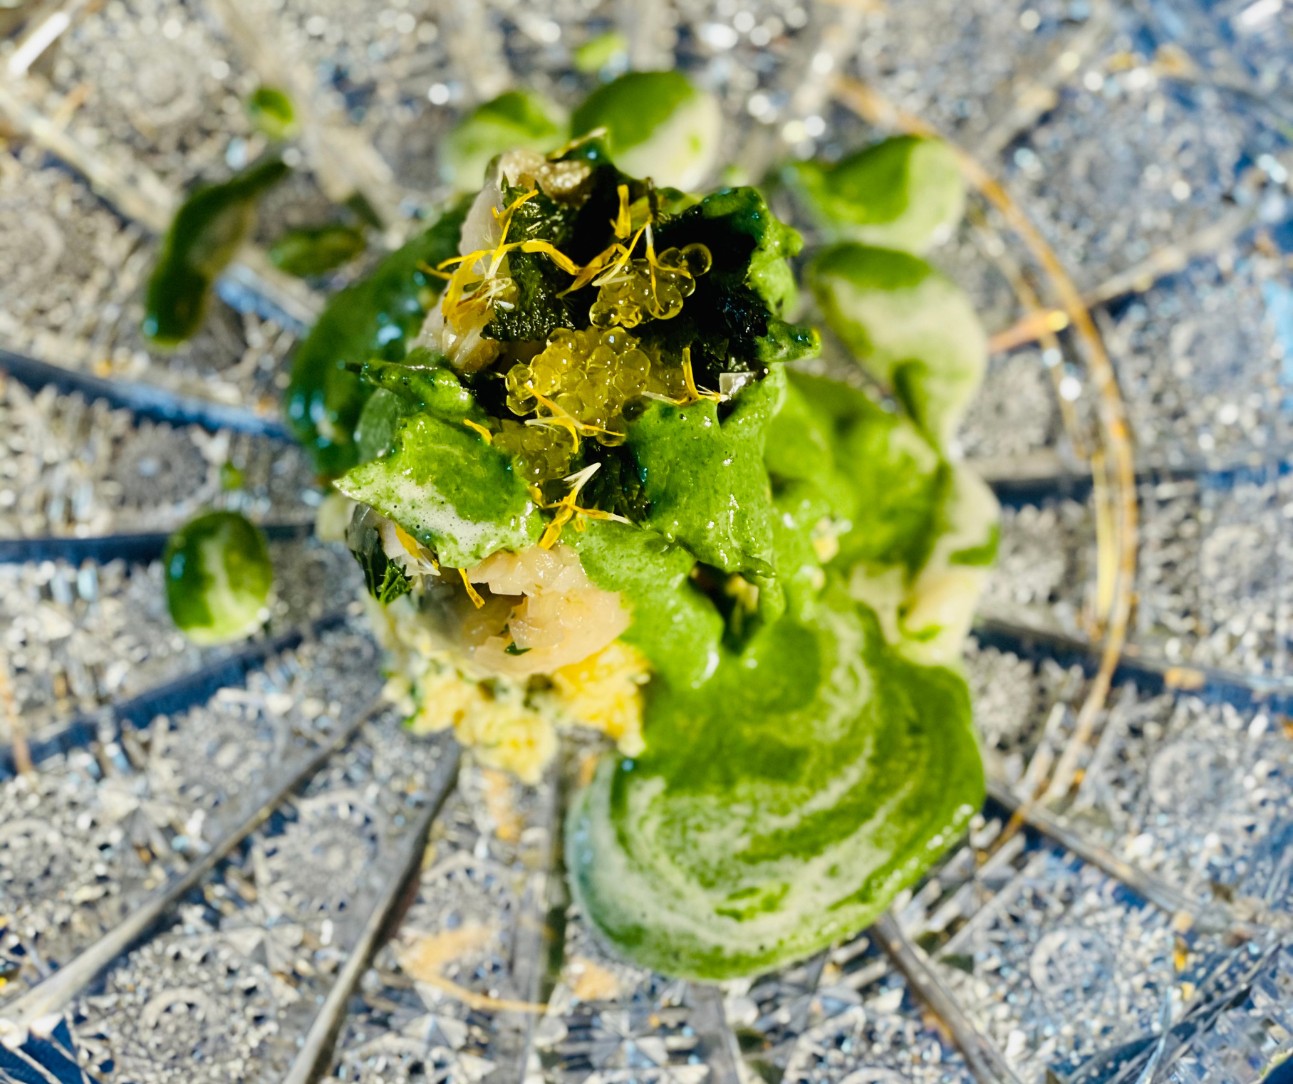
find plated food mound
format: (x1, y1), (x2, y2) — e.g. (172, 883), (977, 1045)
(317, 135), (996, 980)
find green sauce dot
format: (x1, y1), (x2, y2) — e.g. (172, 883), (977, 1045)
(269, 223), (366, 278)
(573, 31), (628, 73)
(219, 461), (246, 491)
(163, 511), (273, 645)
(247, 86), (297, 140)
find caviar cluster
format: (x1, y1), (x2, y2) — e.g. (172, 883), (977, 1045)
(492, 417), (579, 485)
(492, 238), (713, 491)
(589, 244), (713, 329)
(506, 327), (649, 438)
(498, 323), (698, 488)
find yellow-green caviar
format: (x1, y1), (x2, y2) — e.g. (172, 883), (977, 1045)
(501, 324), (702, 476)
(589, 243), (712, 327)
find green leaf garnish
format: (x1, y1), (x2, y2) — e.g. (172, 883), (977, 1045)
(218, 461), (246, 492)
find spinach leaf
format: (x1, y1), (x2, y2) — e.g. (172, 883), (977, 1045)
(345, 507), (412, 605)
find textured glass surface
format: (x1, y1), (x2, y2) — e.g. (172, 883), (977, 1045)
(0, 1), (1291, 1082)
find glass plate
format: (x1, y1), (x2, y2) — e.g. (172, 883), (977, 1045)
(1, 1), (1291, 1082)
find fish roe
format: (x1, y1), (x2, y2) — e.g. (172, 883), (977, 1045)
(590, 243), (712, 329)
(493, 417), (578, 485)
(505, 326), (654, 439)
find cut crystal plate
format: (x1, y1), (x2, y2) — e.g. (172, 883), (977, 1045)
(0, 1), (1290, 1081)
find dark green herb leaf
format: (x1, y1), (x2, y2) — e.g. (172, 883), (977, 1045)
(376, 561), (412, 604)
(483, 249), (577, 343)
(345, 508), (411, 605)
(483, 183), (583, 343)
(940, 952), (976, 975)
(580, 442), (651, 522)
(640, 186), (818, 380)
(218, 461), (246, 492)
(344, 191), (385, 231)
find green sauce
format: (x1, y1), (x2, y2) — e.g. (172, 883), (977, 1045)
(283, 198), (469, 478)
(269, 223), (366, 278)
(771, 372), (950, 576)
(571, 520), (724, 691)
(246, 86), (297, 140)
(164, 511), (273, 645)
(335, 411), (540, 569)
(143, 156), (290, 346)
(572, 71), (702, 157)
(570, 71), (721, 190)
(808, 243), (987, 448)
(445, 89), (565, 190)
(787, 136), (965, 253)
(567, 582), (983, 980)
(629, 368), (784, 579)
(568, 364), (991, 977)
